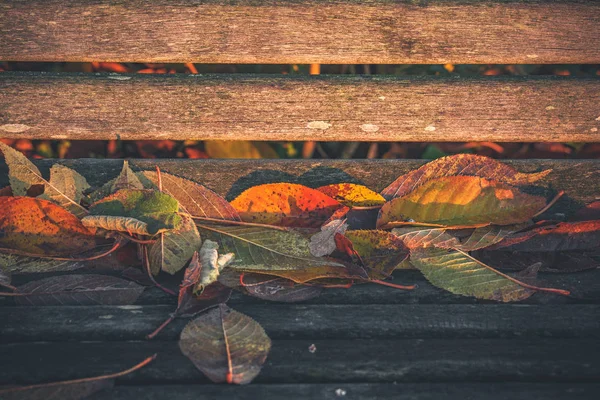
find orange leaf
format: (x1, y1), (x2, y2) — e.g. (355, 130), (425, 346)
(0, 197), (97, 256)
(230, 183), (343, 228)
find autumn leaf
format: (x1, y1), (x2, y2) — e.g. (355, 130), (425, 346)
(410, 247), (569, 302)
(0, 355), (155, 400)
(179, 304), (271, 384)
(0, 197), (97, 257)
(12, 274), (144, 306)
(197, 223), (367, 283)
(229, 183), (343, 228)
(139, 170), (241, 221)
(195, 239), (235, 293)
(316, 183), (386, 207)
(205, 140), (278, 159)
(0, 262), (11, 288)
(0, 143), (88, 215)
(343, 230), (410, 279)
(392, 227), (458, 249)
(381, 154), (552, 200)
(149, 215), (201, 275)
(82, 189), (182, 235)
(377, 176), (547, 229)
(112, 160), (144, 192)
(486, 220), (600, 252)
(309, 219), (349, 257)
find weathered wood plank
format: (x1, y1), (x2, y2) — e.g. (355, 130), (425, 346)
(1, 1), (598, 64)
(88, 383), (600, 400)
(2, 339), (598, 384)
(1, 73), (599, 142)
(1, 304), (598, 342)
(1, 159), (596, 213)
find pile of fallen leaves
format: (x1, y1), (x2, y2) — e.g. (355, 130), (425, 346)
(1, 143), (599, 395)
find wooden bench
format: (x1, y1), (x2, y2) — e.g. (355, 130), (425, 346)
(1, 1), (599, 399)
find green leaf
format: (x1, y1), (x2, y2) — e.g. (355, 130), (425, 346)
(148, 215), (201, 275)
(197, 223), (367, 283)
(377, 176), (547, 228)
(344, 230), (409, 280)
(83, 189), (182, 235)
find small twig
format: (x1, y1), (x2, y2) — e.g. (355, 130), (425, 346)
(146, 314), (176, 340)
(371, 279), (416, 291)
(0, 281), (17, 291)
(532, 190), (565, 218)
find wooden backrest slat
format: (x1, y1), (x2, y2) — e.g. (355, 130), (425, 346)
(1, 72), (598, 142)
(1, 0), (599, 64)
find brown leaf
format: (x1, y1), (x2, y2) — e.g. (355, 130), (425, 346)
(377, 176), (547, 229)
(381, 154), (551, 200)
(0, 197), (97, 257)
(179, 304), (271, 384)
(138, 171), (241, 221)
(14, 274), (144, 306)
(392, 227), (458, 249)
(149, 215), (201, 275)
(0, 355), (155, 400)
(230, 183), (343, 228)
(344, 230), (410, 280)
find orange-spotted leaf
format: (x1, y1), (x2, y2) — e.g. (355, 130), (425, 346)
(377, 176), (547, 229)
(0, 197), (97, 257)
(316, 183), (386, 207)
(381, 154), (551, 200)
(230, 183), (342, 228)
(179, 304), (271, 384)
(343, 230), (410, 279)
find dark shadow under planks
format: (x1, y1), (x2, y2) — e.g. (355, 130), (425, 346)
(1, 304), (599, 342)
(1, 73), (600, 142)
(88, 383), (600, 400)
(1, 0), (599, 64)
(1, 339), (599, 385)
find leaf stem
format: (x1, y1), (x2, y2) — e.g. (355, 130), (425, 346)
(146, 314), (176, 340)
(371, 279), (416, 290)
(532, 190), (565, 218)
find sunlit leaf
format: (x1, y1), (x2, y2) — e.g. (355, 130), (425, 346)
(309, 219), (348, 257)
(381, 154), (552, 200)
(197, 223), (367, 283)
(316, 183), (386, 207)
(392, 227), (458, 249)
(149, 215), (201, 275)
(377, 176), (547, 229)
(230, 183), (342, 228)
(179, 304), (271, 384)
(0, 197), (97, 257)
(112, 160), (144, 192)
(14, 274), (144, 306)
(139, 171), (241, 221)
(344, 230), (409, 279)
(411, 248), (568, 302)
(205, 141), (278, 159)
(38, 164), (90, 218)
(83, 189), (182, 235)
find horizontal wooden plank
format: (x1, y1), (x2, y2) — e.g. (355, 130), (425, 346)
(1, 304), (598, 342)
(6, 267), (599, 306)
(1, 73), (599, 142)
(1, 1), (598, 64)
(88, 383), (600, 400)
(1, 159), (596, 211)
(2, 339), (598, 384)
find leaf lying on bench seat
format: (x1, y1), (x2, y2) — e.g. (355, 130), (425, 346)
(179, 304), (271, 385)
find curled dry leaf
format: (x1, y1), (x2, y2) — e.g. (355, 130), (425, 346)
(343, 230), (410, 279)
(139, 171), (241, 221)
(0, 197), (97, 257)
(230, 183), (342, 228)
(316, 183), (386, 207)
(83, 189), (182, 235)
(179, 304), (271, 385)
(0, 355), (156, 400)
(309, 219), (349, 257)
(149, 215), (201, 275)
(410, 248), (569, 302)
(377, 176), (547, 229)
(381, 154), (551, 200)
(196, 239), (235, 293)
(198, 223), (367, 283)
(38, 164), (90, 218)
(14, 274), (144, 306)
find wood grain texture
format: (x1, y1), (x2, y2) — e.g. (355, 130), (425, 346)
(1, 73), (599, 142)
(2, 339), (599, 384)
(88, 383), (600, 400)
(2, 304), (598, 342)
(1, 0), (599, 64)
